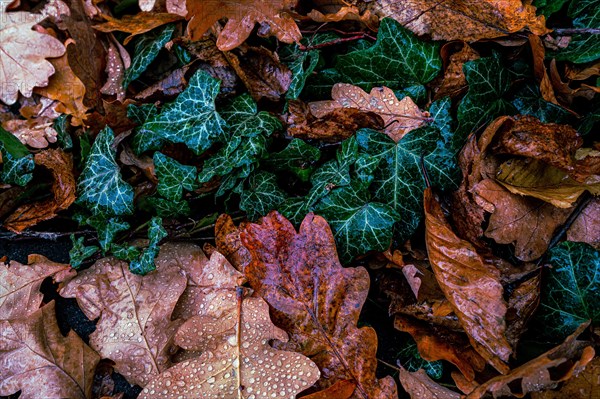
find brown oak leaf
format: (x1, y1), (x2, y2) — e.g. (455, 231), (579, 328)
(434, 43), (480, 100)
(530, 356), (600, 398)
(424, 188), (511, 374)
(0, 301), (101, 399)
(241, 212), (398, 398)
(93, 12), (184, 45)
(399, 367), (460, 399)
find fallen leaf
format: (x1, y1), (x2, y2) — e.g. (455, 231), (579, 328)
(241, 212), (398, 398)
(434, 43), (480, 100)
(93, 12), (183, 44)
(567, 197), (600, 248)
(399, 367), (460, 399)
(186, 0), (302, 50)
(529, 34), (558, 105)
(0, 7), (65, 104)
(2, 117), (58, 149)
(306, 6), (378, 30)
(4, 149), (77, 233)
(100, 38), (130, 101)
(310, 83), (428, 142)
(565, 59), (600, 80)
(465, 322), (595, 399)
(0, 301), (100, 399)
(550, 60), (599, 106)
(424, 188), (511, 374)
(369, 0), (548, 42)
(214, 213), (252, 272)
(504, 272), (541, 351)
(301, 380), (357, 399)
(0, 254), (74, 319)
(530, 356), (600, 398)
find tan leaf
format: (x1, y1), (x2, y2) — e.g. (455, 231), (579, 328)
(434, 43), (480, 100)
(0, 7), (65, 105)
(94, 13), (184, 45)
(399, 367), (460, 399)
(59, 243), (197, 386)
(301, 380), (357, 399)
(424, 188), (511, 373)
(567, 197), (600, 248)
(4, 149), (77, 233)
(465, 322), (595, 399)
(0, 301), (100, 398)
(529, 34), (558, 105)
(530, 356), (600, 398)
(241, 212), (398, 398)
(186, 0), (302, 51)
(2, 118), (58, 149)
(369, 0), (548, 42)
(310, 83), (428, 142)
(504, 272), (541, 351)
(306, 6), (378, 30)
(140, 250), (320, 399)
(0, 255), (73, 319)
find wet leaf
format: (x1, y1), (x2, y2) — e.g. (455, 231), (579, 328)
(93, 12), (182, 45)
(399, 367), (460, 399)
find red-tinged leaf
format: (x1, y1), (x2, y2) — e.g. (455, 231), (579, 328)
(399, 367), (460, 399)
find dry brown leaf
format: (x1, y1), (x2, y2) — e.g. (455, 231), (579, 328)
(310, 83), (428, 142)
(301, 380), (357, 399)
(0, 301), (101, 398)
(529, 34), (558, 105)
(4, 149), (77, 233)
(0, 8), (65, 105)
(434, 43), (480, 100)
(306, 6), (378, 30)
(241, 212), (398, 398)
(550, 60), (599, 106)
(530, 356), (600, 398)
(288, 99), (383, 142)
(504, 272), (541, 351)
(399, 367), (461, 399)
(100, 38), (130, 101)
(215, 213), (252, 272)
(0, 254), (74, 319)
(369, 0), (548, 42)
(94, 12), (184, 45)
(565, 59), (600, 80)
(140, 250), (320, 399)
(567, 197), (600, 248)
(472, 179), (571, 261)
(424, 188), (511, 374)
(2, 117), (58, 149)
(59, 243), (197, 386)
(465, 322), (595, 399)
(186, 0), (301, 50)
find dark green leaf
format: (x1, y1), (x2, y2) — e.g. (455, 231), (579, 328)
(239, 171), (287, 221)
(263, 138), (320, 181)
(278, 197), (311, 226)
(79, 214), (130, 252)
(511, 85), (572, 124)
(220, 94), (281, 138)
(128, 103), (164, 154)
(123, 24), (175, 88)
(396, 340), (444, 380)
(69, 235), (99, 269)
(0, 141), (34, 186)
(552, 0), (600, 63)
(129, 217), (167, 275)
(53, 115), (73, 149)
(0, 126), (30, 158)
(144, 196), (191, 217)
(336, 18), (441, 90)
(533, 0), (571, 16)
(154, 152), (198, 201)
(77, 126), (134, 216)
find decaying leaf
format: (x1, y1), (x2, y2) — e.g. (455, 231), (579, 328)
(0, 301), (101, 399)
(567, 197), (600, 248)
(0, 7), (66, 104)
(93, 12), (183, 45)
(310, 84), (428, 142)
(2, 117), (58, 149)
(434, 43), (480, 100)
(424, 188), (511, 373)
(369, 0), (548, 42)
(306, 6), (378, 30)
(399, 367), (461, 399)
(241, 212), (398, 398)
(4, 149), (77, 233)
(214, 213), (252, 272)
(186, 0), (301, 50)
(530, 356), (600, 398)
(0, 254), (74, 319)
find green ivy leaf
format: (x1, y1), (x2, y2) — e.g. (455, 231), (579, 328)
(396, 340), (444, 380)
(53, 115), (73, 149)
(78, 214), (130, 252)
(314, 181), (399, 263)
(279, 197), (311, 226)
(69, 235), (99, 269)
(153, 152), (198, 201)
(456, 54), (515, 143)
(263, 138), (320, 181)
(512, 85), (572, 124)
(123, 24), (175, 88)
(129, 103), (165, 154)
(129, 217), (167, 275)
(537, 241), (600, 340)
(220, 94), (281, 138)
(77, 127), (134, 216)
(533, 0), (571, 16)
(240, 171), (287, 221)
(552, 0), (600, 63)
(141, 70), (225, 154)
(336, 18), (441, 90)
(144, 196), (191, 217)
(0, 127), (33, 186)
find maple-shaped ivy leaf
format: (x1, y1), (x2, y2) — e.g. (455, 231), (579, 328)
(315, 181), (400, 262)
(336, 18), (441, 90)
(77, 126), (134, 216)
(0, 135), (34, 186)
(536, 242), (600, 340)
(129, 217), (168, 275)
(129, 103), (164, 154)
(240, 172), (287, 221)
(552, 1), (600, 63)
(154, 152), (198, 201)
(141, 70), (224, 155)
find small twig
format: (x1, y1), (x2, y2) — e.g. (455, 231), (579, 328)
(0, 230), (95, 241)
(553, 28), (600, 35)
(419, 154), (431, 189)
(299, 33), (376, 51)
(377, 358), (401, 372)
(544, 192), (592, 255)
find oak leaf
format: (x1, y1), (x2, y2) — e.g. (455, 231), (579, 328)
(399, 367), (460, 399)
(530, 356), (600, 398)
(186, 0), (302, 51)
(0, 301), (101, 399)
(424, 188), (511, 374)
(0, 8), (65, 105)
(93, 12), (184, 45)
(241, 211), (398, 398)
(369, 0), (548, 42)
(2, 117), (58, 149)
(310, 83), (428, 142)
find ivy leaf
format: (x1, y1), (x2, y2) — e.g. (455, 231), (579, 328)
(396, 340), (444, 380)
(552, 0), (600, 63)
(144, 196), (191, 217)
(537, 242), (600, 340)
(129, 217), (168, 275)
(456, 54), (515, 143)
(239, 171), (287, 221)
(141, 70), (225, 155)
(129, 103), (165, 154)
(336, 18), (441, 90)
(123, 24), (175, 89)
(77, 127), (134, 216)
(279, 197), (312, 226)
(69, 235), (99, 269)
(0, 142), (34, 187)
(512, 84), (573, 124)
(533, 0), (571, 17)
(220, 93), (281, 138)
(314, 181), (400, 262)
(153, 152), (198, 201)
(263, 138), (321, 181)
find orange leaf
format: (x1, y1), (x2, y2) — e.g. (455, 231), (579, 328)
(93, 12), (184, 44)
(399, 367), (460, 399)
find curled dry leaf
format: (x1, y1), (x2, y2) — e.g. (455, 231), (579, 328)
(528, 34), (558, 105)
(301, 380), (356, 399)
(530, 356), (600, 399)
(4, 149), (77, 233)
(241, 212), (398, 398)
(0, 254), (74, 319)
(310, 83), (428, 142)
(100, 39), (130, 101)
(186, 0), (301, 51)
(424, 188), (511, 374)
(399, 367), (460, 399)
(369, 0), (548, 42)
(306, 6), (378, 30)
(504, 272), (541, 351)
(464, 322), (595, 399)
(0, 7), (66, 105)
(0, 301), (101, 399)
(93, 12), (184, 45)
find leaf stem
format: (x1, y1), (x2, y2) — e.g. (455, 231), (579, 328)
(553, 28), (600, 35)
(299, 33), (376, 51)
